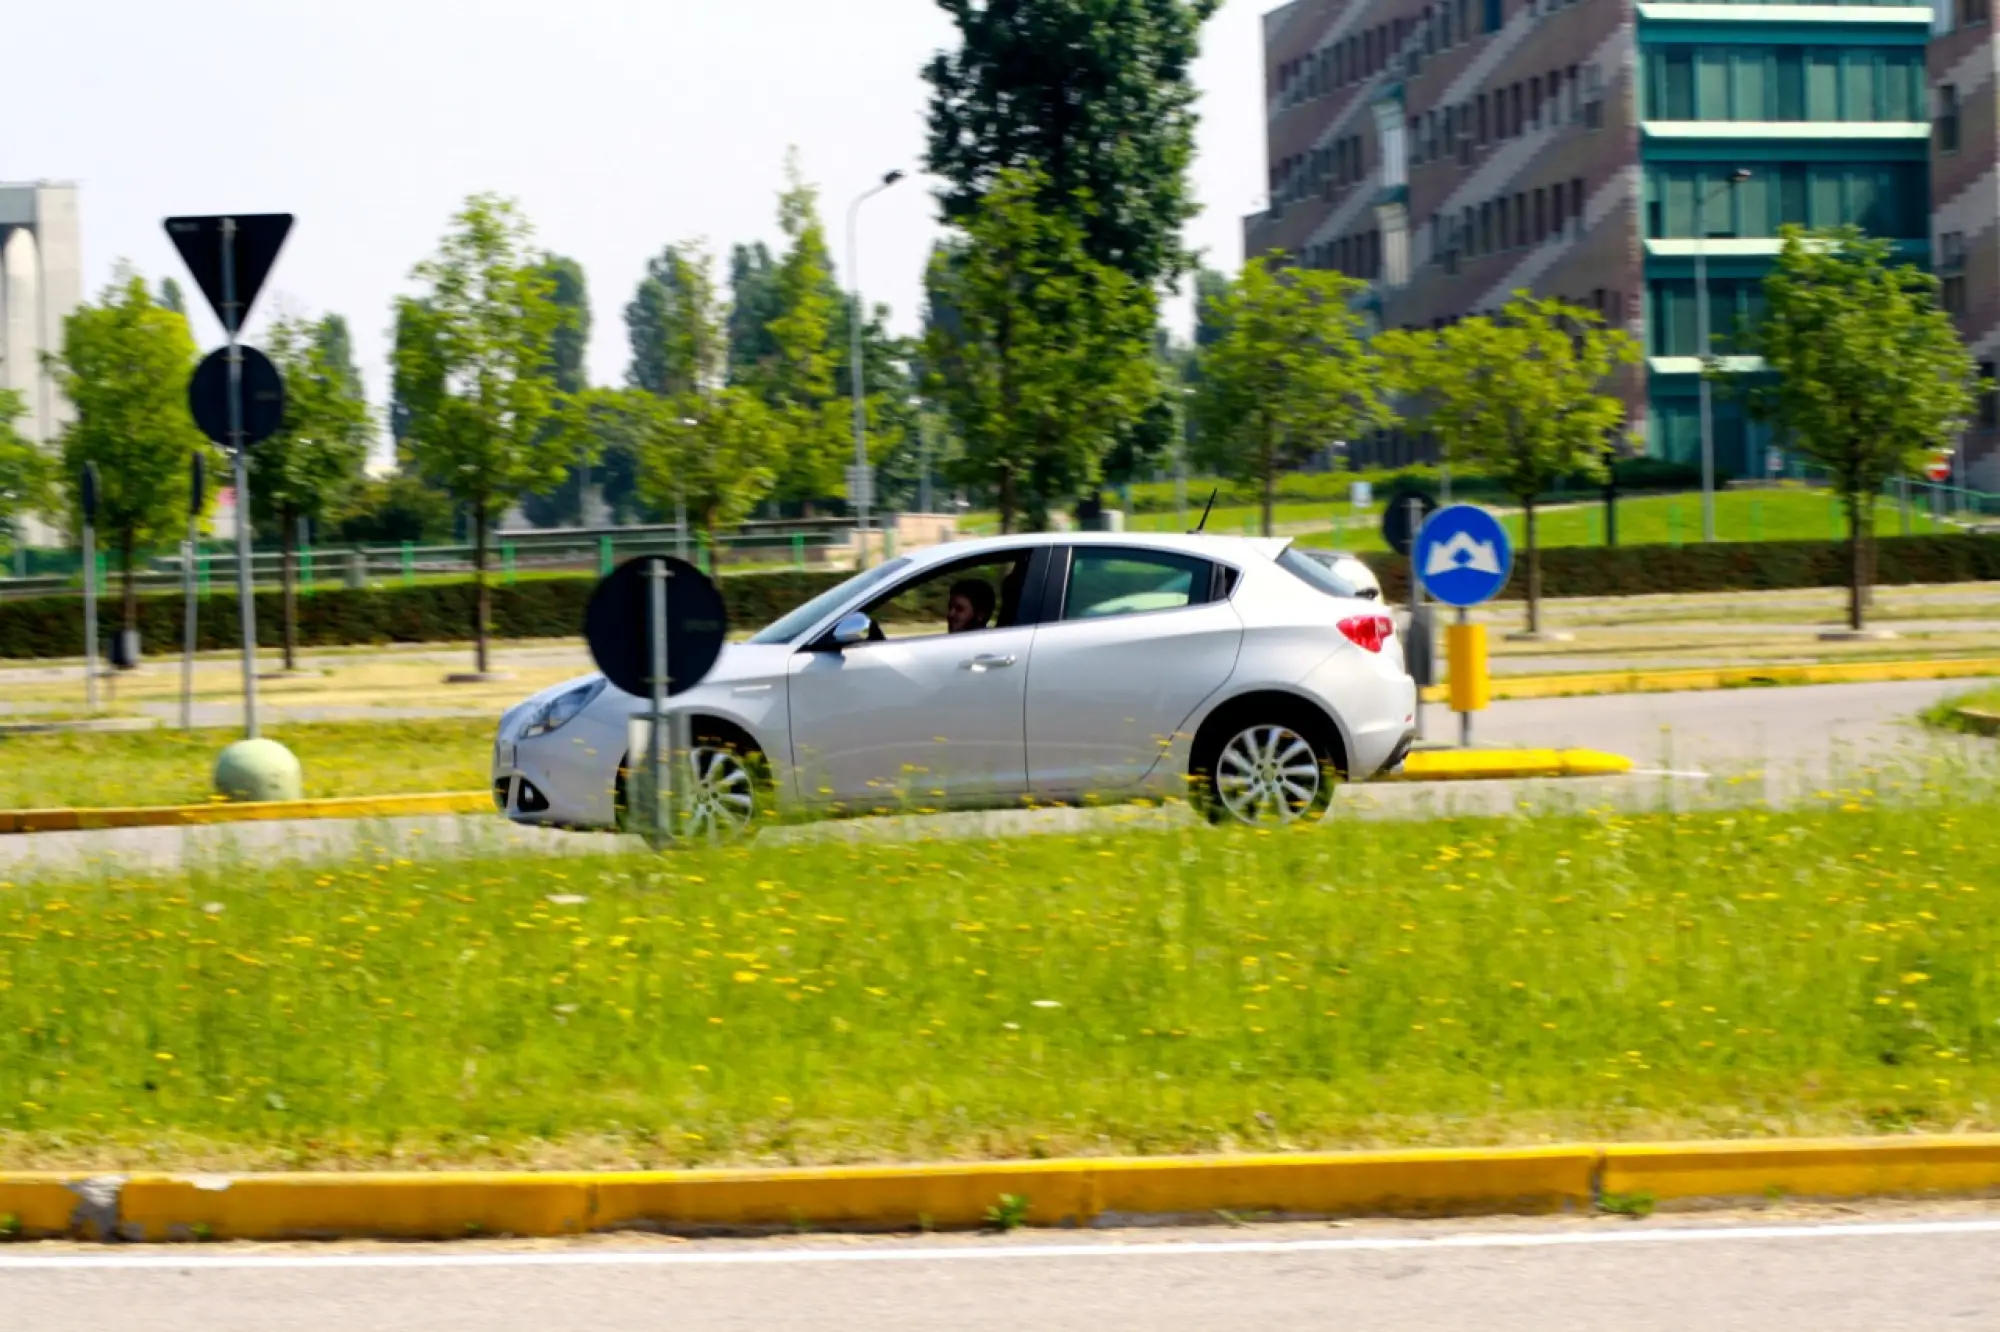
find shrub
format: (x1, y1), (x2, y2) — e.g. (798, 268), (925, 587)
(2, 535), (1993, 659)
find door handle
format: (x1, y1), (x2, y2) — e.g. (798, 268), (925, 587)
(962, 654), (1017, 672)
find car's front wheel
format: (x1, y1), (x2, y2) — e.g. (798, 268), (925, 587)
(1193, 714), (1339, 826)
(616, 731), (768, 845)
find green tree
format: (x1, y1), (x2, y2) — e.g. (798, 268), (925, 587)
(1376, 293), (1640, 635)
(157, 277), (187, 317)
(52, 274), (210, 635)
(925, 0), (1219, 290)
(253, 313), (373, 670)
(726, 242), (783, 382)
(330, 471), (453, 545)
(1732, 227), (1981, 632)
(521, 254), (595, 528)
(754, 153), (849, 512)
(392, 194), (580, 676)
(617, 245), (780, 560)
(924, 168), (1154, 532)
(315, 313), (364, 398)
(0, 388), (55, 552)
(626, 245), (698, 396)
(1191, 259), (1392, 536)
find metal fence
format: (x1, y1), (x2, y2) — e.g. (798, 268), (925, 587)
(0, 520), (929, 601)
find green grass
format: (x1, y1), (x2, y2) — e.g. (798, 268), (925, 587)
(0, 718), (493, 810)
(1293, 489), (1955, 554)
(1922, 688), (2000, 734)
(5, 780), (2000, 1170)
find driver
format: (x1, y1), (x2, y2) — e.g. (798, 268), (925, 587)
(946, 578), (996, 635)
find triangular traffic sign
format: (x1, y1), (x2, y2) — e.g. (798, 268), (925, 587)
(163, 214), (293, 334)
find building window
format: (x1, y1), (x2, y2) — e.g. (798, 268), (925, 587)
(1480, 202), (1494, 252)
(1477, 93), (1489, 144)
(1643, 163), (1924, 240)
(1962, 0), (1990, 26)
(1938, 84), (1961, 153)
(1980, 362), (1997, 429)
(1943, 275), (1968, 316)
(1484, 0), (1502, 33)
(1942, 230), (1966, 271)
(1534, 187), (1547, 241)
(1570, 178), (1584, 229)
(1552, 184), (1568, 235)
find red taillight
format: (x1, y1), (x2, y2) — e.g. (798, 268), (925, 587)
(1338, 614), (1395, 653)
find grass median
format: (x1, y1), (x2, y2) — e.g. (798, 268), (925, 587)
(4, 774), (1998, 1171)
(0, 718), (494, 810)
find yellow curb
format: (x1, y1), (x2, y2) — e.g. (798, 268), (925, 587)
(1956, 707), (2000, 737)
(1423, 656), (2000, 704)
(0, 791), (493, 836)
(43, 1147), (1597, 1242)
(1393, 748), (1634, 781)
(0, 1175), (83, 1237)
(1601, 1135), (2000, 1203)
(116, 1172), (597, 1243)
(22, 1138), (2000, 1241)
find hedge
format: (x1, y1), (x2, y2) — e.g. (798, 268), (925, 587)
(2, 535), (1994, 659)
(1363, 534), (2000, 603)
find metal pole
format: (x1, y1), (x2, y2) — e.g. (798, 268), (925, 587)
(1407, 496), (1425, 744)
(1174, 390), (1190, 529)
(83, 521), (97, 712)
(846, 171), (904, 568)
(223, 218), (260, 739)
(646, 558), (671, 846)
(182, 524), (197, 731)
(918, 412), (933, 516)
(1695, 188), (1716, 545)
(1457, 607), (1473, 748)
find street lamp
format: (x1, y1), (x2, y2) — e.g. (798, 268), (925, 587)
(1695, 167), (1752, 544)
(847, 169), (906, 567)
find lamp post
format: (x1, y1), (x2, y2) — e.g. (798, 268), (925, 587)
(1695, 167), (1751, 544)
(846, 169), (906, 567)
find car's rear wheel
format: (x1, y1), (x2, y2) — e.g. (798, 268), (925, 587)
(1192, 709), (1340, 826)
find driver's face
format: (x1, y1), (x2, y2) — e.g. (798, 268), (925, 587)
(946, 594), (978, 634)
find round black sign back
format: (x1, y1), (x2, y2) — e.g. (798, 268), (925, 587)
(1380, 488), (1439, 558)
(189, 346), (286, 451)
(584, 556), (729, 699)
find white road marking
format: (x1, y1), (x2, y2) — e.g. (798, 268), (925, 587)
(5, 1218), (2000, 1272)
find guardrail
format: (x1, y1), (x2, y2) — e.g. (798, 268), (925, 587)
(0, 519), (958, 600)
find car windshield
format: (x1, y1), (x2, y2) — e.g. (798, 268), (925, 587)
(1276, 545), (1363, 599)
(747, 557), (913, 644)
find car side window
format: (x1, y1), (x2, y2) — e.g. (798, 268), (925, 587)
(851, 552), (1038, 643)
(1061, 549), (1213, 622)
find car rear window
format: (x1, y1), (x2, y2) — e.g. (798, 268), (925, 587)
(1276, 546), (1363, 599)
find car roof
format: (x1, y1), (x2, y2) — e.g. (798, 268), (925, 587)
(900, 530), (1291, 570)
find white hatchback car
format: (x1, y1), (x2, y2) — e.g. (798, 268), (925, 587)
(493, 533), (1417, 835)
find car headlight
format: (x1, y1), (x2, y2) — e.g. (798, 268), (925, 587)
(520, 679), (607, 738)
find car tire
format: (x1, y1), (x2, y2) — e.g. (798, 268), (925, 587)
(615, 729), (769, 845)
(1191, 710), (1340, 826)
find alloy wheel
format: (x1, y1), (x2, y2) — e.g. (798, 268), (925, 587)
(1214, 724), (1324, 824)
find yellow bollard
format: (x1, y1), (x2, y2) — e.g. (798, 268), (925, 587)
(1447, 620), (1490, 714)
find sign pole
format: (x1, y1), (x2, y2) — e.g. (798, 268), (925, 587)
(1457, 608), (1474, 748)
(647, 558), (671, 846)
(222, 218), (261, 740)
(183, 452), (203, 731)
(82, 516), (97, 714)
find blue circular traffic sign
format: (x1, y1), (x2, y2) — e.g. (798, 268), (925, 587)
(1414, 504), (1514, 608)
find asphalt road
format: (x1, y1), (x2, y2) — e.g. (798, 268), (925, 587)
(0, 678), (1989, 879)
(8, 1212), (2000, 1331)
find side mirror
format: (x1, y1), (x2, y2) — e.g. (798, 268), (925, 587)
(829, 612), (873, 647)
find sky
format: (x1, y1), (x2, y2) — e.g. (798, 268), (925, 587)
(9, 0), (1270, 453)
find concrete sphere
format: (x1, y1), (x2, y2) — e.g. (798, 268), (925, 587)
(214, 738), (303, 803)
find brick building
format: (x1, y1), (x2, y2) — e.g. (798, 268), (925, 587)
(1245, 0), (1998, 489)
